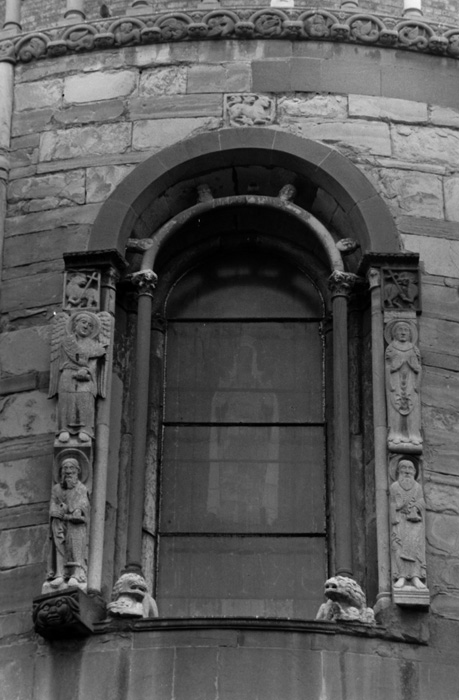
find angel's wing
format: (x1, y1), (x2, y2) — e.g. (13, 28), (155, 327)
(48, 313), (69, 398)
(96, 312), (113, 398)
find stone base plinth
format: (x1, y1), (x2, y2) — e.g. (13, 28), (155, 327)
(393, 586), (430, 608)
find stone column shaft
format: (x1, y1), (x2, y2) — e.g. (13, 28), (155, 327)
(2, 0), (22, 32)
(368, 269), (392, 607)
(125, 270), (157, 572)
(329, 271), (357, 578)
(64, 0), (86, 22)
(87, 268), (118, 591)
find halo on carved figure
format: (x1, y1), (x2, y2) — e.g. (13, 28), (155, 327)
(384, 318), (418, 346)
(389, 454), (420, 483)
(53, 449), (90, 485)
(67, 310), (102, 339)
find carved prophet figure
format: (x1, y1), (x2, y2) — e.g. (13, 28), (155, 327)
(49, 311), (111, 442)
(44, 457), (90, 592)
(385, 321), (422, 452)
(390, 460), (427, 590)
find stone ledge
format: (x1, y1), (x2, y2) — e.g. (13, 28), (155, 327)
(1, 8), (459, 66)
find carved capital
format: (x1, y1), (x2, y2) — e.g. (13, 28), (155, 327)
(128, 269), (158, 297)
(328, 271), (359, 299)
(33, 588), (105, 638)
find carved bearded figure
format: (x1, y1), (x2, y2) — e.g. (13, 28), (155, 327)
(385, 321), (422, 451)
(49, 311), (111, 442)
(390, 460), (427, 590)
(45, 458), (90, 592)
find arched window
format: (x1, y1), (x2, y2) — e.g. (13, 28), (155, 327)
(155, 247), (328, 618)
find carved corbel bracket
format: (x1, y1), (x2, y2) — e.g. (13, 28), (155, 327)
(33, 588), (106, 638)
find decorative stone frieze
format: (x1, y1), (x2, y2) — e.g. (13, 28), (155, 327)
(3, 9), (459, 65)
(225, 94), (274, 127)
(316, 576), (375, 624)
(382, 267), (420, 312)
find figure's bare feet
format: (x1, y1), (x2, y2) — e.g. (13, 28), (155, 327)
(58, 431), (70, 442)
(412, 576), (427, 589)
(394, 577), (406, 588)
(78, 431), (91, 442)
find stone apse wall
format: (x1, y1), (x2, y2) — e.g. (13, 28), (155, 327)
(2, 7), (459, 700)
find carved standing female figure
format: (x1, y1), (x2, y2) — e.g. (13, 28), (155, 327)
(385, 321), (422, 452)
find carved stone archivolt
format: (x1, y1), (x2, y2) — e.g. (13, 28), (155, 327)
(225, 94), (274, 127)
(2, 8), (459, 65)
(315, 576), (375, 624)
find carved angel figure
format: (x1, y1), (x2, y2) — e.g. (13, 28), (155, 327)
(49, 311), (111, 442)
(385, 321), (422, 451)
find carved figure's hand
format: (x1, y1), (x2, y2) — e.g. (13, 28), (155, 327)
(75, 368), (91, 382)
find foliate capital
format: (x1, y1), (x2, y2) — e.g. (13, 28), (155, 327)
(328, 271), (360, 298)
(128, 269), (158, 297)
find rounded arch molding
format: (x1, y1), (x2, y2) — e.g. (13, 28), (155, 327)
(89, 128), (399, 256)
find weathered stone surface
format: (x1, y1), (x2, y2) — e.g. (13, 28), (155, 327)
(187, 63), (251, 93)
(15, 50), (127, 82)
(430, 105), (459, 128)
(0, 391), (55, 439)
(129, 94), (222, 120)
(0, 452), (52, 509)
(64, 70), (137, 104)
(431, 592), (459, 621)
(349, 95), (427, 123)
(39, 124), (131, 162)
(5, 203), (100, 236)
(289, 120), (391, 156)
(37, 151), (146, 174)
(14, 79), (63, 111)
(0, 640), (35, 699)
(0, 563), (46, 612)
(427, 512), (459, 557)
(278, 94), (347, 120)
(421, 317), (459, 360)
(0, 326), (50, 375)
(422, 368), (459, 477)
(401, 234), (459, 277)
(369, 168), (443, 219)
(392, 125), (459, 165)
(397, 215), (459, 241)
(132, 117), (220, 152)
(444, 176), (459, 222)
(3, 226), (90, 268)
(8, 170), (85, 214)
(139, 66), (187, 95)
(0, 611), (33, 637)
(86, 164), (135, 203)
(0, 502), (48, 531)
(0, 524), (48, 570)
(422, 281), (459, 323)
(1, 271), (62, 312)
(54, 99), (125, 125)
(11, 108), (53, 137)
(425, 479), (459, 515)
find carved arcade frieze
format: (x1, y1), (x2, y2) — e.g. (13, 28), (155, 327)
(3, 8), (459, 65)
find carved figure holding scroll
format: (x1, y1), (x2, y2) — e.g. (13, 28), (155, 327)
(390, 459), (427, 590)
(385, 321), (422, 452)
(44, 457), (90, 592)
(49, 311), (111, 442)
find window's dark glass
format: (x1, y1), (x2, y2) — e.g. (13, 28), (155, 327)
(156, 252), (326, 618)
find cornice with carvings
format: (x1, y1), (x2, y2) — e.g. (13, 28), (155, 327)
(1, 7), (459, 64)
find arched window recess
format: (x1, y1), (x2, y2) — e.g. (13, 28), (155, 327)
(121, 183), (362, 618)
